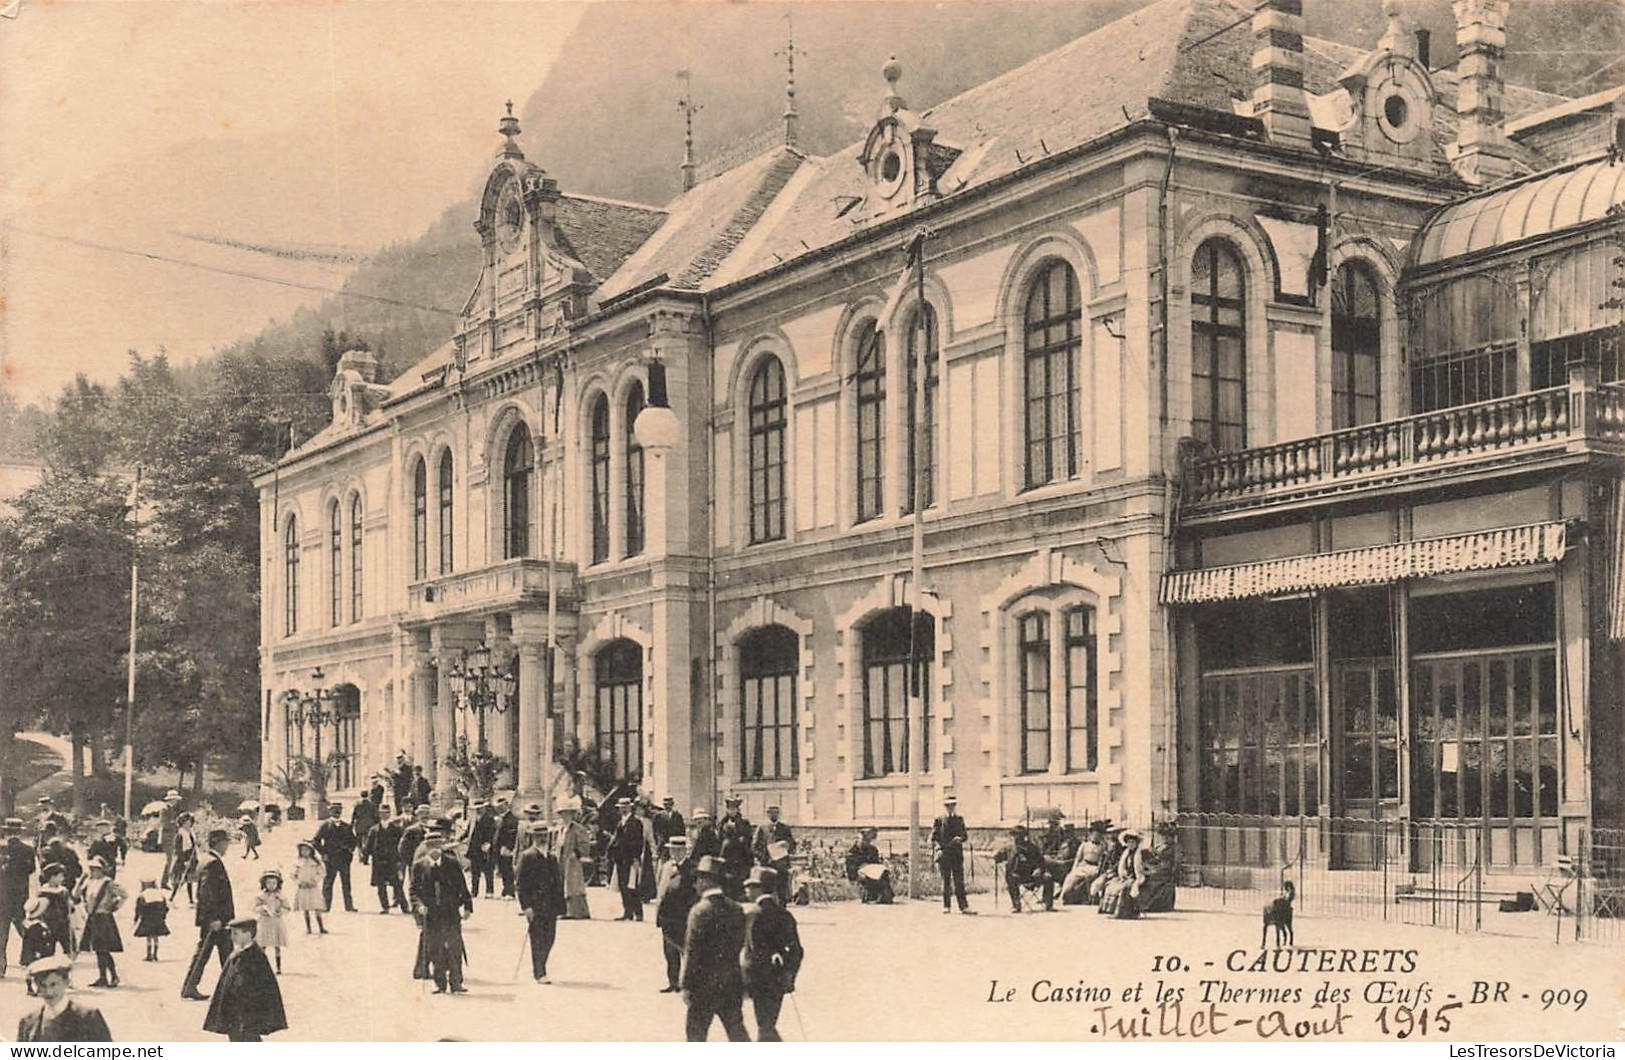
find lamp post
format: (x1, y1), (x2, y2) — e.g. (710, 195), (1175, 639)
(281, 666), (337, 817)
(445, 642), (516, 756)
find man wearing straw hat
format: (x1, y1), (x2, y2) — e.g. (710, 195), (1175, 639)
(752, 805), (796, 904)
(17, 955), (112, 1042)
(655, 836), (696, 994)
(608, 796), (646, 921)
(410, 830), (472, 994)
(930, 794), (974, 915)
(515, 822), (565, 983)
(680, 855), (749, 1041)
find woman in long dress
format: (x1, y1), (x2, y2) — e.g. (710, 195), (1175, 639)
(1099, 830), (1147, 919)
(74, 856), (125, 987)
(1061, 821), (1110, 904)
(554, 807), (591, 920)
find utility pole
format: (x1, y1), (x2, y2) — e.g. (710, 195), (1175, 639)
(123, 466), (141, 825)
(905, 228), (929, 898)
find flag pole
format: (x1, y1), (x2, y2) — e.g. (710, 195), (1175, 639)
(906, 228), (928, 900)
(123, 466), (141, 824)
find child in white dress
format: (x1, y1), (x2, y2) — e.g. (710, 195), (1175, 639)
(254, 869), (289, 972)
(291, 842), (328, 935)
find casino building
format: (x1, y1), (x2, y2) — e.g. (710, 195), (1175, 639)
(257, 0), (1624, 868)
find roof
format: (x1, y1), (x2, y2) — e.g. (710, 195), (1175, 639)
(551, 194), (666, 283)
(1412, 156), (1625, 268)
(594, 146), (806, 302)
(1506, 85), (1625, 138)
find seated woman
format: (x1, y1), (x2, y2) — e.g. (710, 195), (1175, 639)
(1089, 827), (1124, 906)
(1061, 820), (1112, 904)
(1098, 829), (1147, 919)
(843, 827), (893, 904)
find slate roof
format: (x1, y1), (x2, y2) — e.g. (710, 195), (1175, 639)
(552, 194), (667, 283)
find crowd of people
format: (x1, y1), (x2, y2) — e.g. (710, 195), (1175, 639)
(1, 772), (1167, 1042)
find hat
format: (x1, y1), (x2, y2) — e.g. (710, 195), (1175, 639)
(746, 866), (779, 889)
(164, 790), (182, 801)
(943, 794), (958, 804)
(661, 796), (675, 804)
(1010, 823), (1028, 834)
(860, 826), (878, 837)
(424, 831), (448, 847)
(328, 803), (344, 816)
(494, 796), (511, 807)
(523, 802), (544, 816)
(473, 801), (489, 811)
(23, 897), (48, 919)
(555, 804), (578, 817)
(88, 855), (112, 871)
(207, 828), (230, 844)
(766, 804), (781, 812)
(297, 840), (316, 854)
(1089, 819), (1113, 833)
(724, 795), (742, 805)
(2, 817), (21, 831)
(692, 807), (711, 820)
(228, 916), (258, 934)
(693, 855), (726, 878)
(415, 805), (433, 818)
(26, 954), (72, 980)
(36, 795), (51, 804)
(666, 836), (688, 849)
(1120, 829), (1143, 842)
(40, 862), (66, 880)
(1047, 808), (1065, 821)
(259, 869), (283, 885)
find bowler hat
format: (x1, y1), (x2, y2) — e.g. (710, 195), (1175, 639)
(666, 836), (688, 849)
(693, 855), (726, 878)
(1089, 819), (1113, 833)
(746, 866), (779, 889)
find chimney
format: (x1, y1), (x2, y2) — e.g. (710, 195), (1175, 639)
(1252, 0), (1312, 146)
(1452, 0), (1515, 185)
(1414, 28), (1431, 68)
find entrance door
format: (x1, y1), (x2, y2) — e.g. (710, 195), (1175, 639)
(1332, 660), (1400, 868)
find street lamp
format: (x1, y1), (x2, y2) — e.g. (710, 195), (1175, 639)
(281, 666), (338, 814)
(445, 642), (516, 755)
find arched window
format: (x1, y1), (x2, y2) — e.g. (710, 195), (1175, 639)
(747, 357), (788, 544)
(283, 516), (299, 637)
(740, 625), (798, 780)
(1332, 262), (1382, 429)
(854, 322), (886, 523)
(328, 500), (342, 627)
(594, 639), (643, 779)
(411, 459), (428, 581)
(860, 607), (933, 777)
(438, 450), (455, 574)
(503, 423), (533, 559)
(1191, 239), (1247, 452)
(349, 495), (363, 622)
(590, 395), (611, 564)
(625, 382), (645, 557)
(904, 305), (939, 514)
(1023, 260), (1083, 488)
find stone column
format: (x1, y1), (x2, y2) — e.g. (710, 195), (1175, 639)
(485, 616), (514, 771)
(511, 613), (548, 802)
(410, 654), (435, 784)
(430, 624), (481, 800)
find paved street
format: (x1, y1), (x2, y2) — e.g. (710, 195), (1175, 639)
(3, 822), (1620, 1042)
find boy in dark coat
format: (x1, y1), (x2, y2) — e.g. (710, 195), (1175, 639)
(17, 956), (112, 1042)
(742, 867), (804, 1042)
(203, 918), (287, 1042)
(515, 823), (565, 982)
(19, 898), (56, 996)
(679, 855), (749, 1042)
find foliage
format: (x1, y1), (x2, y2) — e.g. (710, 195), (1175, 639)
(555, 737), (638, 799)
(263, 761), (309, 810)
(441, 735), (508, 804)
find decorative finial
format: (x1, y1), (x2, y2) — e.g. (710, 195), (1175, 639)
(677, 70), (703, 193)
(776, 10), (806, 149)
(1378, 0), (1416, 56)
(882, 55), (905, 114)
(498, 99), (523, 160)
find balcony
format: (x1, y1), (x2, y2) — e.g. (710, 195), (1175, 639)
(1179, 379), (1625, 522)
(405, 557), (579, 623)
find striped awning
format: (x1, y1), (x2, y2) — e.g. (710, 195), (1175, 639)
(1160, 522), (1567, 605)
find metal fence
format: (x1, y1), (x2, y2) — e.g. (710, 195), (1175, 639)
(1574, 826), (1624, 944)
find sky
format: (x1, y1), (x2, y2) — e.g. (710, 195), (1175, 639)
(0, 0), (586, 405)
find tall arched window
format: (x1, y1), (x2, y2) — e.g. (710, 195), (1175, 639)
(854, 322), (886, 523)
(349, 495), (363, 622)
(1191, 239), (1247, 452)
(904, 304), (939, 514)
(1023, 260), (1083, 488)
(594, 639), (643, 779)
(624, 382), (645, 558)
(740, 625), (798, 780)
(860, 607), (933, 777)
(283, 516), (299, 637)
(438, 450), (455, 574)
(328, 499), (342, 627)
(411, 459), (428, 581)
(590, 395), (611, 564)
(747, 356), (787, 544)
(1332, 262), (1382, 429)
(503, 423), (533, 559)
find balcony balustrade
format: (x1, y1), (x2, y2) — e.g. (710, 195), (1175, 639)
(406, 557), (579, 621)
(1181, 379), (1625, 520)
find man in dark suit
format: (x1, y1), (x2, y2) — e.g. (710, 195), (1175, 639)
(17, 956), (112, 1042)
(352, 788), (382, 850)
(930, 794), (974, 914)
(655, 839), (698, 994)
(464, 802), (498, 898)
(687, 807), (720, 868)
(410, 832), (472, 994)
(742, 867), (804, 1042)
(203, 918), (287, 1042)
(493, 797), (520, 898)
(716, 796), (754, 901)
(751, 804), (796, 903)
(390, 755), (413, 814)
(0, 817), (37, 977)
(680, 855), (750, 1042)
(515, 823), (565, 983)
(366, 814), (408, 913)
(313, 803), (358, 912)
(609, 797), (646, 921)
(410, 766), (432, 809)
(180, 829), (234, 1000)
(652, 797), (685, 857)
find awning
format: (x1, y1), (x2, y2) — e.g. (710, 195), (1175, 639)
(1160, 522), (1567, 605)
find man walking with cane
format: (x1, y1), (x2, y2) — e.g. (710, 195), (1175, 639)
(742, 867), (803, 1041)
(180, 829), (234, 1000)
(680, 855), (749, 1041)
(515, 823), (564, 984)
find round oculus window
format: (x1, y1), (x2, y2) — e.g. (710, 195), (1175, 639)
(878, 148), (906, 197)
(1375, 82), (1424, 144)
(1383, 94), (1408, 130)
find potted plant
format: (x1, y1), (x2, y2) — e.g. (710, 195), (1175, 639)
(265, 762), (309, 822)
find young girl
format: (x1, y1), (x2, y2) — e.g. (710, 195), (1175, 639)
(240, 815), (262, 860)
(36, 864), (74, 956)
(74, 856), (126, 987)
(253, 869), (289, 972)
(291, 842), (328, 935)
(19, 897), (56, 996)
(132, 878), (170, 962)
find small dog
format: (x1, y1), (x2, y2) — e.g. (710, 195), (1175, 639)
(1261, 880), (1295, 948)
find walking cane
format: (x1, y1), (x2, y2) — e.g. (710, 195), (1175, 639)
(788, 993), (810, 1041)
(510, 924), (530, 983)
